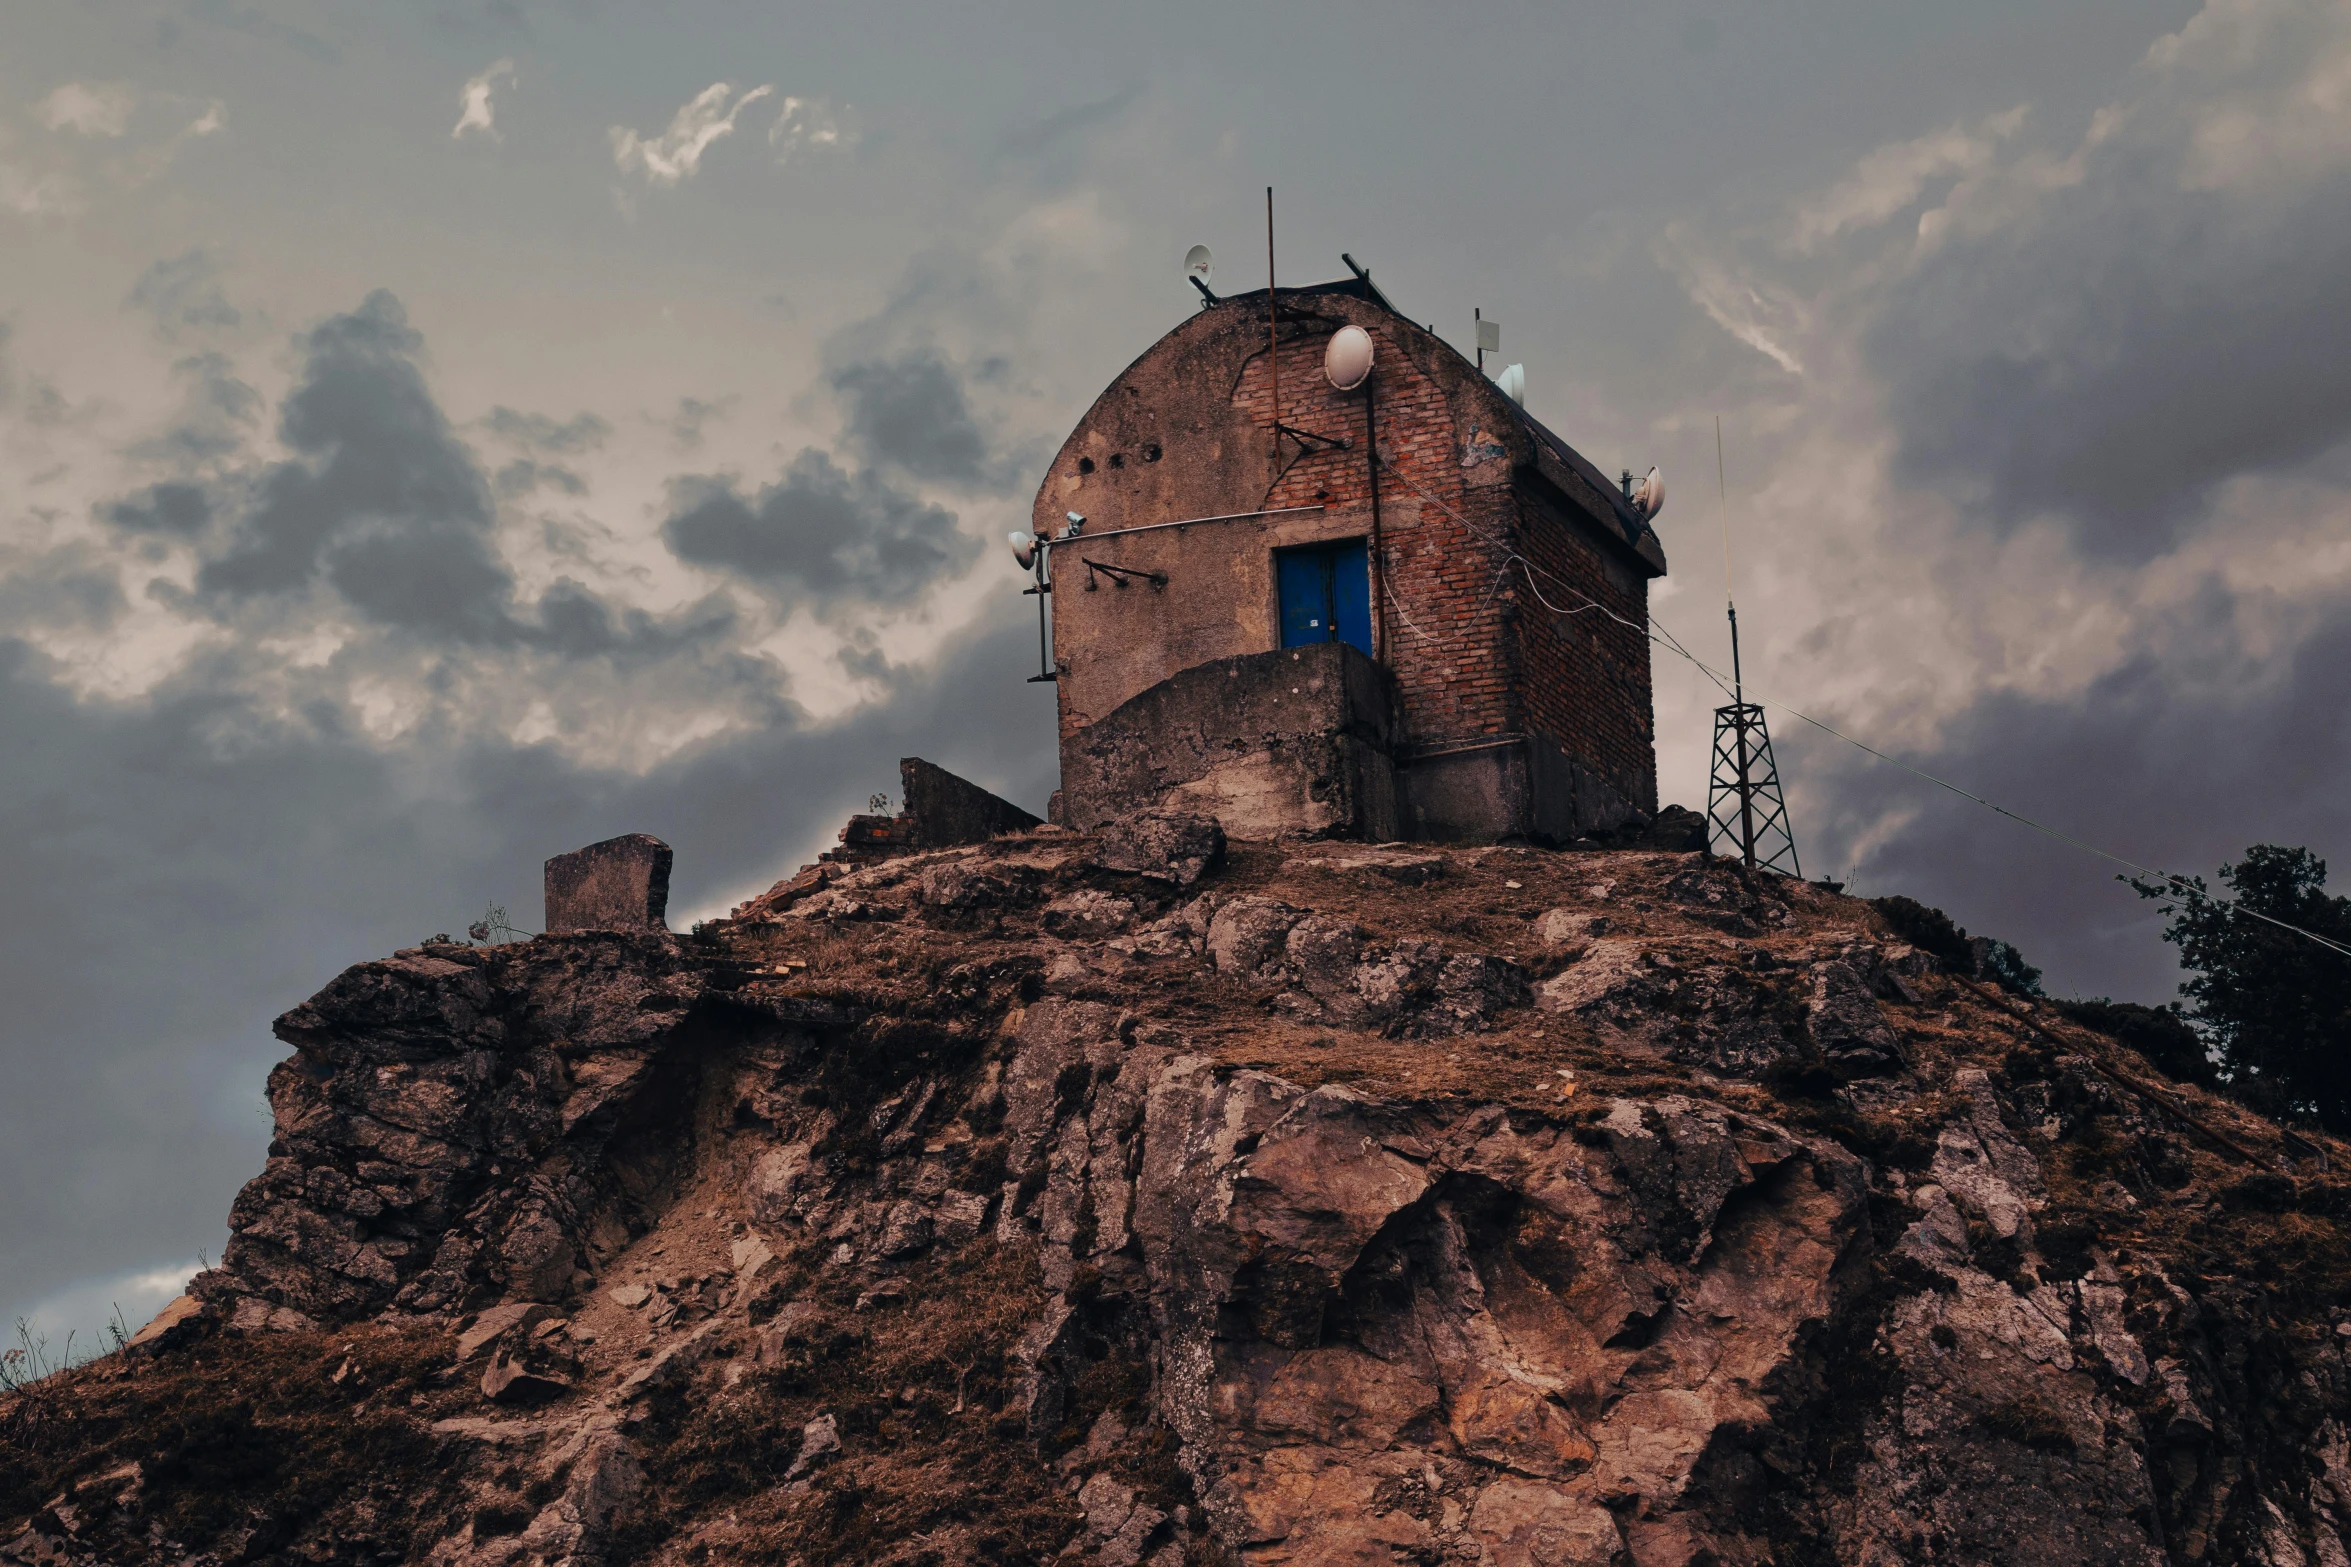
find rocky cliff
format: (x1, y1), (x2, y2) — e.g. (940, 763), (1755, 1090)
(8, 820), (2351, 1567)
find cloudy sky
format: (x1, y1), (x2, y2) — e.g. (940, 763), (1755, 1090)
(11, 0), (2351, 1344)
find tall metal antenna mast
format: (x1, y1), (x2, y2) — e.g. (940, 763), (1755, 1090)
(1266, 187), (1279, 462)
(1705, 417), (1801, 876)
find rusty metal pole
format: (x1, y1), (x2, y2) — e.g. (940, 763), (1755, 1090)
(1365, 367), (1385, 661)
(1266, 187), (1279, 464)
(1730, 603), (1757, 867)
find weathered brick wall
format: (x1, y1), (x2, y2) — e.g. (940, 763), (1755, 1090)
(1509, 484), (1659, 812)
(1237, 313), (1523, 746)
(1038, 288), (1659, 824)
(1233, 307), (1652, 796)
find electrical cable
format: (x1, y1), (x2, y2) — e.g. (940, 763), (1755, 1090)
(1369, 448), (2351, 962)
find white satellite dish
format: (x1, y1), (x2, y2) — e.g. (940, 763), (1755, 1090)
(1324, 324), (1374, 390)
(1630, 466), (1665, 520)
(1498, 363), (1525, 405)
(1007, 530), (1037, 569)
(1184, 245), (1213, 288)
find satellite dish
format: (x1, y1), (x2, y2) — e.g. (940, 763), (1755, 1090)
(1498, 363), (1525, 406)
(1007, 530), (1037, 570)
(1630, 466), (1665, 520)
(1324, 324), (1374, 390)
(1184, 245), (1213, 288)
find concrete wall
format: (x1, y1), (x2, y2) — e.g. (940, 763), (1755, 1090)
(1398, 734), (1645, 845)
(544, 834), (672, 935)
(1060, 642), (1401, 840)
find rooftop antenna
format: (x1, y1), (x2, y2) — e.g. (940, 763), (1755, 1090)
(1184, 244), (1217, 306)
(1475, 309), (1500, 372)
(1340, 252), (1397, 314)
(1324, 324), (1384, 659)
(1704, 416), (1801, 875)
(1266, 187), (1279, 463)
(1009, 517), (1077, 683)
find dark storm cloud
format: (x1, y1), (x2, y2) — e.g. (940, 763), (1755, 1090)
(126, 353), (262, 469)
(828, 348), (999, 485)
(483, 407), (612, 455)
(197, 289), (517, 637)
(662, 448), (978, 607)
(0, 547), (128, 633)
(531, 580), (742, 666)
(1868, 119), (2351, 561)
(493, 458), (588, 499)
(170, 292), (714, 654)
(1792, 583), (2351, 1004)
(0, 606), (1054, 1332)
(668, 396), (731, 451)
(128, 249), (242, 339)
(186, 1), (339, 63)
(104, 480), (212, 534)
(323, 518), (523, 639)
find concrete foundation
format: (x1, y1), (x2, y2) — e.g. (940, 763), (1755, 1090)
(1400, 734), (1645, 845)
(1061, 644), (1648, 845)
(1060, 643), (1402, 840)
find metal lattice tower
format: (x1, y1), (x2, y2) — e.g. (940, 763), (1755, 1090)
(1704, 420), (1801, 878)
(1708, 692), (1801, 877)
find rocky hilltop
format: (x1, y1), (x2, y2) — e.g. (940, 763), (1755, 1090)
(8, 818), (2351, 1567)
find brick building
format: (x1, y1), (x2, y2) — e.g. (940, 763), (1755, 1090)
(1034, 272), (1666, 844)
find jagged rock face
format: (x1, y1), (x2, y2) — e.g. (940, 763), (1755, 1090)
(1078, 1022), (1868, 1567)
(200, 934), (714, 1326)
(12, 833), (2351, 1567)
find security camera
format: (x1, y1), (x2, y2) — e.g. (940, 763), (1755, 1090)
(1007, 530), (1037, 570)
(1063, 511), (1086, 538)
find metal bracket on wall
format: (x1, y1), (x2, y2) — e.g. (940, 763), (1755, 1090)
(1276, 423), (1350, 452)
(1080, 558), (1168, 592)
(1022, 578), (1056, 681)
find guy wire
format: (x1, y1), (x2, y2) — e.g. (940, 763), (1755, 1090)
(1366, 446), (2351, 961)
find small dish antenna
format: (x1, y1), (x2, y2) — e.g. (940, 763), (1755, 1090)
(1324, 324), (1374, 390)
(1629, 466), (1665, 520)
(1498, 363), (1525, 406)
(1007, 529), (1037, 570)
(1184, 245), (1218, 305)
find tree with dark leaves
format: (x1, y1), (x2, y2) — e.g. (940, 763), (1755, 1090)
(2048, 998), (2217, 1088)
(2134, 846), (2351, 1132)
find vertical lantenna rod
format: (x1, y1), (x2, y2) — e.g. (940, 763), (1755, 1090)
(1720, 417), (1757, 867)
(1365, 368), (1385, 659)
(1266, 187), (1279, 461)
(1718, 415), (1734, 613)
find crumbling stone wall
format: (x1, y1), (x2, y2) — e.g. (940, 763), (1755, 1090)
(544, 834), (672, 935)
(898, 756), (1041, 846)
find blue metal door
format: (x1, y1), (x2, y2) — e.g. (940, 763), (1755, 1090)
(1277, 541), (1373, 656)
(1278, 548), (1328, 647)
(1329, 542), (1371, 654)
